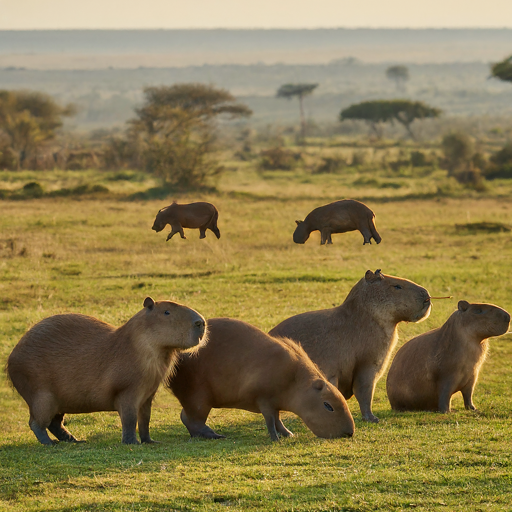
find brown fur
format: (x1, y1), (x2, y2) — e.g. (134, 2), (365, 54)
(293, 199), (381, 245)
(151, 201), (220, 241)
(6, 297), (206, 445)
(269, 269), (431, 422)
(166, 318), (355, 441)
(386, 301), (510, 412)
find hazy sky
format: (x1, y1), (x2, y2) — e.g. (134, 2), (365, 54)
(0, 0), (511, 29)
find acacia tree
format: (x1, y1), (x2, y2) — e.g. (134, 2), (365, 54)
(340, 100), (441, 139)
(276, 83), (318, 142)
(491, 56), (512, 83)
(129, 84), (252, 188)
(0, 90), (75, 169)
(386, 65), (409, 92)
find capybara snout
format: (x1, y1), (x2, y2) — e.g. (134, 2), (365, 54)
(299, 379), (355, 439)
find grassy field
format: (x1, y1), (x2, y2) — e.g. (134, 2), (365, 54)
(0, 165), (511, 511)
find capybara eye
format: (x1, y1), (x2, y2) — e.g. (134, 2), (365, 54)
(394, 285), (402, 290)
(474, 309), (483, 314)
(324, 402), (334, 412)
(164, 311), (171, 316)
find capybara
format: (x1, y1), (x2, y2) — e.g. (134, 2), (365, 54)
(152, 201), (220, 241)
(386, 300), (510, 413)
(166, 318), (355, 441)
(293, 199), (381, 245)
(270, 269), (431, 423)
(6, 297), (206, 445)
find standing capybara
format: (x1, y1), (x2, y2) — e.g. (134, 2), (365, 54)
(386, 301), (510, 413)
(152, 201), (220, 241)
(270, 269), (431, 423)
(166, 318), (355, 441)
(6, 297), (206, 445)
(293, 199), (381, 245)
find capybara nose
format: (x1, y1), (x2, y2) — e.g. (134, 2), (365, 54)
(195, 320), (205, 328)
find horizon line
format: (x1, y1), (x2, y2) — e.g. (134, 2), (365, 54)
(1, 26), (512, 31)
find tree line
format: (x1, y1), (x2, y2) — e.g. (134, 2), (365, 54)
(1, 56), (512, 188)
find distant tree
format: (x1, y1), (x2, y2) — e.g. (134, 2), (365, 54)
(276, 83), (318, 142)
(128, 84), (252, 188)
(0, 90), (75, 169)
(386, 65), (410, 92)
(340, 100), (441, 139)
(490, 55), (512, 83)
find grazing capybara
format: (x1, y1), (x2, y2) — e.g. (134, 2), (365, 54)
(166, 318), (355, 441)
(152, 201), (220, 241)
(6, 297), (206, 445)
(386, 301), (511, 413)
(270, 269), (431, 423)
(293, 199), (381, 245)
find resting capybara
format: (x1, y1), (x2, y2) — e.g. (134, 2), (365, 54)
(166, 318), (355, 441)
(270, 269), (431, 423)
(6, 297), (206, 445)
(386, 301), (510, 413)
(293, 199), (381, 245)
(152, 201), (220, 241)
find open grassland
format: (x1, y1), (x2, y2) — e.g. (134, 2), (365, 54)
(0, 168), (511, 511)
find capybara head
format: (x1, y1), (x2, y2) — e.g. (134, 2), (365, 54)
(296, 378), (354, 439)
(353, 269), (431, 324)
(456, 300), (511, 339)
(151, 208), (167, 232)
(139, 297), (206, 349)
(293, 220), (309, 244)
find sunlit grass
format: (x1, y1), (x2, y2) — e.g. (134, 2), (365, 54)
(0, 166), (511, 511)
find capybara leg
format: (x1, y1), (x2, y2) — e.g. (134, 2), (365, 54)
(178, 227), (186, 239)
(461, 380), (477, 411)
(275, 415), (294, 438)
(437, 382), (454, 413)
(138, 394), (157, 444)
(117, 401), (140, 444)
(180, 409), (225, 439)
(48, 414), (80, 443)
(210, 226), (221, 239)
(166, 230), (177, 241)
(29, 416), (55, 446)
(361, 228), (373, 245)
(320, 228), (332, 245)
(260, 408), (280, 441)
(353, 370), (379, 423)
(199, 228), (207, 239)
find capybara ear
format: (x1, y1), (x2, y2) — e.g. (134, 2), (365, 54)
(312, 379), (325, 391)
(458, 300), (470, 312)
(365, 269), (384, 283)
(295, 220), (303, 226)
(143, 297), (155, 310)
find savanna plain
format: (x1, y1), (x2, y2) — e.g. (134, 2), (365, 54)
(0, 162), (511, 512)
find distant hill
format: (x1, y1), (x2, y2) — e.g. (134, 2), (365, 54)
(0, 29), (511, 69)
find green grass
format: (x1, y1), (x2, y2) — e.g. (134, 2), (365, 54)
(1, 166), (512, 511)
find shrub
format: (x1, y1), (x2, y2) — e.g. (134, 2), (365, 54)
(259, 147), (301, 171)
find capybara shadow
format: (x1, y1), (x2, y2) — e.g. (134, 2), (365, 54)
(293, 199), (381, 245)
(166, 318), (355, 441)
(270, 269), (431, 423)
(6, 297), (206, 445)
(151, 201), (220, 241)
(386, 300), (510, 413)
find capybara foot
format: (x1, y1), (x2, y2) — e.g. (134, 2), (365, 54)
(121, 435), (141, 445)
(466, 405), (477, 411)
(199, 234), (206, 239)
(190, 425), (226, 440)
(213, 229), (221, 239)
(141, 439), (160, 444)
(362, 413), (379, 423)
(30, 421), (56, 446)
